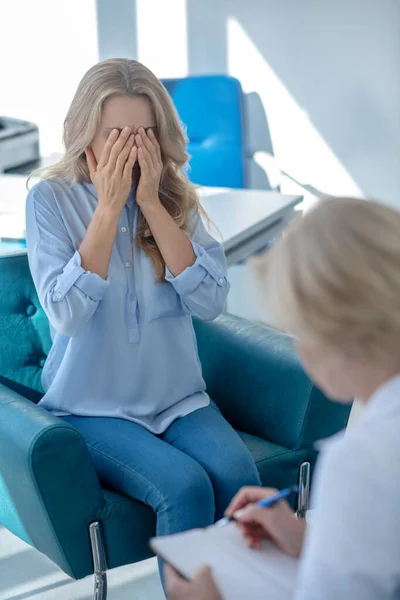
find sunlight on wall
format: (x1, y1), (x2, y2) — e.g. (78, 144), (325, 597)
(0, 1), (98, 156)
(227, 17), (362, 199)
(136, 0), (188, 78)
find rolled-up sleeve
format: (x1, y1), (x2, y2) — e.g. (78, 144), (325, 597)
(165, 212), (230, 320)
(53, 251), (109, 303)
(26, 186), (110, 337)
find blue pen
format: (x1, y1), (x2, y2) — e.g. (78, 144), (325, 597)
(215, 484), (299, 527)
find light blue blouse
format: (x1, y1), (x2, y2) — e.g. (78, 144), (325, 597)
(26, 180), (229, 434)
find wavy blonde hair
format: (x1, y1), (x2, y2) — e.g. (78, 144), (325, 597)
(32, 58), (203, 279)
(267, 197), (400, 360)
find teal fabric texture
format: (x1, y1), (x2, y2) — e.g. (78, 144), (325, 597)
(0, 252), (351, 579)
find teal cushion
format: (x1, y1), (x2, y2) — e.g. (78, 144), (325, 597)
(238, 431), (315, 494)
(0, 253), (51, 402)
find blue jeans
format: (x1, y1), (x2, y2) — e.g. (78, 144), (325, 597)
(61, 402), (261, 537)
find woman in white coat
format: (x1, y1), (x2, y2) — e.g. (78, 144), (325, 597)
(167, 196), (400, 600)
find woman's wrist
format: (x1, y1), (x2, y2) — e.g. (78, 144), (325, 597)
(90, 205), (121, 241)
(80, 203), (120, 279)
(139, 197), (163, 218)
(95, 202), (122, 223)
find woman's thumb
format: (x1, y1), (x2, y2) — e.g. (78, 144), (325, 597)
(195, 565), (213, 581)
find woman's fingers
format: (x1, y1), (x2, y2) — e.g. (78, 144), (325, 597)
(136, 132), (155, 169)
(245, 534), (262, 549)
(236, 506), (279, 546)
(85, 147), (97, 180)
(236, 501), (303, 558)
(123, 146), (137, 181)
(226, 487), (278, 517)
(147, 127), (161, 154)
(137, 127), (162, 169)
(108, 126), (132, 170)
(237, 505), (273, 528)
(98, 128), (120, 168)
(147, 128), (162, 165)
(137, 146), (149, 175)
(96, 126), (160, 176)
(138, 128), (156, 153)
(116, 134), (135, 174)
(239, 521), (267, 538)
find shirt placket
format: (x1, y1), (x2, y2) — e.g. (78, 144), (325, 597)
(120, 204), (140, 344)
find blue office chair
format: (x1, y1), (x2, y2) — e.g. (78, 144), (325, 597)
(162, 75), (246, 188)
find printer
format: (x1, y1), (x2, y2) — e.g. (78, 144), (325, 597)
(0, 116), (40, 173)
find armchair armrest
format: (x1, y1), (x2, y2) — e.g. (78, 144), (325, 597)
(194, 314), (351, 449)
(0, 384), (105, 579)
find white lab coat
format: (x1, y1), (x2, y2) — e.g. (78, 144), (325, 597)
(295, 375), (400, 599)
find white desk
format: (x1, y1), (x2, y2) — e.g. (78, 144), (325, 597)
(0, 175), (302, 264)
(198, 187), (301, 265)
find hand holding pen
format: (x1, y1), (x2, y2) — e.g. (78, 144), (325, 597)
(223, 485), (306, 557)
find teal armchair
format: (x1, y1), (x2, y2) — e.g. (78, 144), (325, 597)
(0, 252), (351, 598)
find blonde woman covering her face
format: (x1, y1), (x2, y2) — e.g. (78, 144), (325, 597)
(25, 59), (261, 583)
(167, 197), (400, 600)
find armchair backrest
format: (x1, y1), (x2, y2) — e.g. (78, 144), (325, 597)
(193, 315), (351, 450)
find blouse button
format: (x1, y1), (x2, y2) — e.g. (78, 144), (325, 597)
(218, 278), (224, 285)
(55, 293), (62, 300)
(126, 261), (131, 268)
(121, 226), (127, 233)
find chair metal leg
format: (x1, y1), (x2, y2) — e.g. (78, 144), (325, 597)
(89, 522), (108, 600)
(296, 461), (310, 520)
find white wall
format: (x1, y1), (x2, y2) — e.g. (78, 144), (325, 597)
(186, 0), (400, 206)
(3, 0), (398, 205)
(0, 1), (99, 156)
